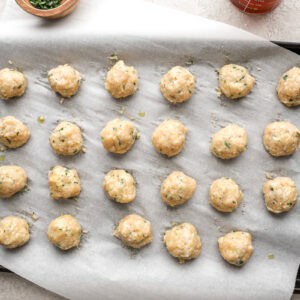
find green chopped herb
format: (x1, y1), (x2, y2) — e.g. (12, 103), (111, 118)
(0, 155), (5, 161)
(267, 253), (275, 260)
(224, 141), (231, 148)
(29, 0), (61, 9)
(283, 74), (288, 81)
(138, 111), (145, 117)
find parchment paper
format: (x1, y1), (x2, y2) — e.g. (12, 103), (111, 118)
(0, 1), (299, 299)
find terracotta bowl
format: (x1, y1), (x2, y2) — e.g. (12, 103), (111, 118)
(15, 0), (80, 19)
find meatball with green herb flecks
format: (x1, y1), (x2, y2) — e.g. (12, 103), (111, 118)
(218, 231), (254, 267)
(48, 166), (81, 200)
(210, 124), (247, 159)
(50, 121), (83, 156)
(164, 223), (201, 263)
(218, 64), (255, 99)
(277, 67), (300, 107)
(0, 165), (27, 198)
(209, 177), (243, 213)
(105, 60), (138, 99)
(161, 171), (196, 207)
(152, 119), (187, 157)
(48, 64), (81, 98)
(0, 68), (27, 100)
(160, 66), (195, 104)
(263, 121), (299, 157)
(263, 177), (297, 213)
(48, 215), (82, 250)
(100, 119), (137, 154)
(113, 214), (152, 249)
(0, 216), (30, 249)
(0, 116), (30, 148)
(103, 169), (136, 203)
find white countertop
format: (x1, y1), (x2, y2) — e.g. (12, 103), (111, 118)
(0, 0), (299, 299)
(147, 0), (300, 42)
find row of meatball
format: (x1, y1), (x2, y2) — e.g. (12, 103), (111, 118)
(0, 165), (297, 214)
(0, 62), (299, 107)
(0, 116), (299, 159)
(0, 213), (254, 266)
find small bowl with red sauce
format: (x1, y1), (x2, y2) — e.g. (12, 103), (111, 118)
(15, 0), (80, 19)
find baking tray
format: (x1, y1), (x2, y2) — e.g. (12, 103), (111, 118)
(0, 40), (299, 296)
(1, 35), (300, 300)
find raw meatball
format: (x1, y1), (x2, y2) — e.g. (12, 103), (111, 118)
(152, 119), (187, 157)
(50, 121), (83, 156)
(100, 119), (137, 154)
(263, 121), (299, 157)
(0, 165), (27, 198)
(113, 214), (152, 249)
(0, 116), (30, 148)
(277, 67), (300, 107)
(0, 216), (30, 249)
(105, 60), (138, 99)
(263, 177), (297, 213)
(48, 64), (81, 98)
(161, 171), (196, 207)
(103, 169), (136, 203)
(218, 64), (255, 99)
(48, 215), (82, 250)
(48, 166), (81, 200)
(160, 66), (196, 104)
(210, 124), (248, 159)
(0, 68), (27, 100)
(209, 177), (243, 213)
(218, 231), (254, 266)
(164, 223), (201, 263)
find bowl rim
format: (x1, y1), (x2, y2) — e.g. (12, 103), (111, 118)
(15, 0), (79, 17)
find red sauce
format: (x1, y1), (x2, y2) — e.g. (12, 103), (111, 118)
(230, 0), (282, 13)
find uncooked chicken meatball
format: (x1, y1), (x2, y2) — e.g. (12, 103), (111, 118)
(161, 171), (196, 207)
(0, 216), (30, 249)
(105, 60), (138, 99)
(103, 169), (136, 203)
(160, 66), (196, 104)
(218, 64), (255, 99)
(277, 67), (300, 107)
(0, 68), (27, 100)
(218, 231), (254, 266)
(100, 119), (137, 154)
(209, 177), (243, 213)
(210, 124), (248, 159)
(263, 121), (299, 157)
(48, 166), (81, 200)
(113, 214), (152, 249)
(48, 215), (82, 250)
(50, 121), (83, 156)
(48, 64), (81, 98)
(0, 165), (27, 198)
(164, 223), (201, 263)
(263, 177), (297, 213)
(152, 119), (187, 157)
(0, 116), (30, 148)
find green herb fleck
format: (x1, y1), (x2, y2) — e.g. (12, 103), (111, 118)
(268, 253), (275, 260)
(138, 111), (145, 117)
(0, 155), (5, 161)
(283, 75), (288, 81)
(29, 0), (61, 9)
(224, 141), (231, 148)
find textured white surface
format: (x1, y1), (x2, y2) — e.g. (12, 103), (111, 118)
(147, 0), (300, 42)
(0, 0), (299, 299)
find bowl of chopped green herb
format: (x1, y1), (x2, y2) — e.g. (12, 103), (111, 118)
(15, 0), (80, 19)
